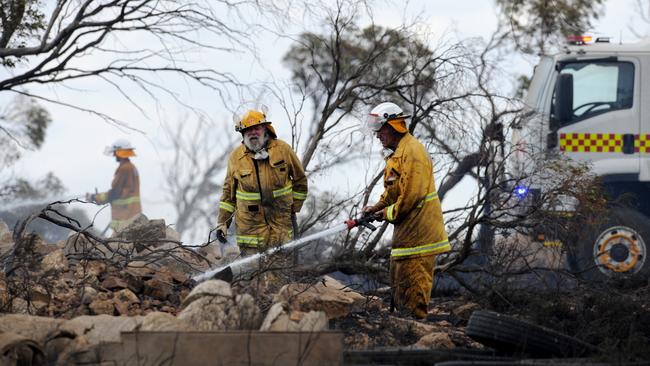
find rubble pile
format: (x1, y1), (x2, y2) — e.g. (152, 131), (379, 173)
(0, 216), (201, 318)
(7, 215), (638, 365)
(1, 216), (482, 364)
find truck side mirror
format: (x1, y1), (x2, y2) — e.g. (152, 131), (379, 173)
(552, 73), (573, 128)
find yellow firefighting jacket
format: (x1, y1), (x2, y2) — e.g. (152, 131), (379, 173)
(95, 159), (142, 230)
(217, 139), (308, 249)
(374, 133), (450, 259)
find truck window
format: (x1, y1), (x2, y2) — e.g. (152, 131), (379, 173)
(551, 61), (634, 126)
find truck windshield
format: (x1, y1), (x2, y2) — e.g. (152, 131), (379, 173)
(552, 61), (634, 125)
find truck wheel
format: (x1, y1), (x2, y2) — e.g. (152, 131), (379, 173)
(568, 207), (650, 282)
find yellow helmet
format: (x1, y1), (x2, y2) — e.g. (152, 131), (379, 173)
(234, 109), (277, 138)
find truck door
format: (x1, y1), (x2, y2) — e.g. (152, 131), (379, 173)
(549, 58), (640, 178)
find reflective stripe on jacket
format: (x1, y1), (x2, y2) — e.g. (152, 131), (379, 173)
(375, 133), (450, 259)
(95, 159), (142, 230)
(217, 138), (308, 249)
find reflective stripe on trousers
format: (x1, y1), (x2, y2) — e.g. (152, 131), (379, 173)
(236, 230), (293, 248)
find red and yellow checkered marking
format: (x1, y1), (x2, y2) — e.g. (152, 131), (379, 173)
(635, 134), (650, 153)
(559, 133), (623, 153)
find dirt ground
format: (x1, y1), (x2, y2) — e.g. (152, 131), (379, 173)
(335, 277), (650, 363)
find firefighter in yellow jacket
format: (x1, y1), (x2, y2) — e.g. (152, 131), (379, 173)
(215, 107), (308, 255)
(363, 102), (451, 319)
(86, 139), (142, 231)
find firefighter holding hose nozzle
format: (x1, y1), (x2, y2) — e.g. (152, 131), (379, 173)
(362, 102), (451, 319)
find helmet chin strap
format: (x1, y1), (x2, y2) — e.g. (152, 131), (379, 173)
(381, 147), (395, 159)
(253, 150), (269, 160)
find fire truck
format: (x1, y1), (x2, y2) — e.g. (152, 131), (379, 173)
(513, 35), (650, 281)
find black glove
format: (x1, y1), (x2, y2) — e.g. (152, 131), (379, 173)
(216, 229), (227, 244)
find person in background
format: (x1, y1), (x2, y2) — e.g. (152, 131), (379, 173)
(86, 139), (142, 232)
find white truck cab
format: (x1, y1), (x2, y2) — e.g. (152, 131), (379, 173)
(514, 37), (650, 281)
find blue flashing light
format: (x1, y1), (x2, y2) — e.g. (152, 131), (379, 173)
(514, 185), (529, 198)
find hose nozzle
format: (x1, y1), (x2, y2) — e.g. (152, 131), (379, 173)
(345, 213), (377, 231)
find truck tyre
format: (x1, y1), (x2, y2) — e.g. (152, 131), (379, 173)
(568, 207), (650, 282)
(466, 310), (597, 357)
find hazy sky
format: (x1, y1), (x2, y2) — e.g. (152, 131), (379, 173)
(5, 0), (646, 241)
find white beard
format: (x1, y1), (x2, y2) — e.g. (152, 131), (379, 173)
(244, 132), (269, 159)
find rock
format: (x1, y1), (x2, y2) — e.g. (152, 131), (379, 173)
(143, 279), (174, 301)
(29, 284), (51, 304)
(75, 260), (107, 278)
(0, 219), (11, 239)
(345, 332), (371, 350)
(119, 270), (144, 293)
(52, 315), (142, 365)
(112, 213), (151, 237)
(0, 314), (63, 344)
(178, 288), (191, 303)
(155, 266), (188, 284)
(63, 233), (102, 258)
(59, 315), (143, 344)
(140, 312), (191, 331)
(388, 315), (440, 339)
(89, 299), (114, 315)
(297, 310), (328, 332)
(197, 244), (222, 264)
(260, 302), (327, 332)
(80, 287), (97, 305)
(0, 276), (8, 309)
(113, 289), (139, 315)
(30, 234), (54, 256)
(180, 280), (232, 309)
(159, 305), (176, 313)
(260, 302), (290, 331)
(159, 248), (211, 274)
(115, 215), (166, 252)
(274, 276), (382, 319)
(45, 335), (74, 365)
(0, 331), (46, 365)
(452, 302), (481, 321)
(126, 261), (155, 278)
(11, 298), (30, 314)
(165, 226), (181, 242)
(0, 219), (14, 255)
(31, 299), (49, 312)
(41, 249), (69, 273)
(178, 283), (261, 331)
(234, 293), (263, 330)
(100, 275), (129, 290)
(414, 332), (455, 349)
(178, 296), (232, 331)
(52, 285), (78, 308)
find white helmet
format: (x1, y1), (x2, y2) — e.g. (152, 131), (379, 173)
(366, 102), (411, 132)
(104, 138), (135, 156)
